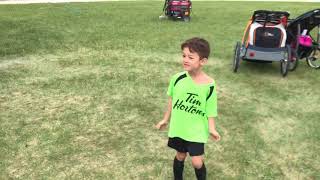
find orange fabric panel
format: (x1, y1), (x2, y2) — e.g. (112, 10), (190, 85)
(242, 19), (252, 48)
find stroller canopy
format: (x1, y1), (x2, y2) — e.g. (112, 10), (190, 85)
(252, 10), (290, 23)
(287, 9), (320, 34)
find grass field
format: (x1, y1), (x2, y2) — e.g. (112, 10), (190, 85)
(0, 1), (320, 179)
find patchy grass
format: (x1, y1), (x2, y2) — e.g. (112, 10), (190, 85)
(0, 1), (319, 179)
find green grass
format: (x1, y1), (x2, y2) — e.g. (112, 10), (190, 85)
(0, 1), (320, 179)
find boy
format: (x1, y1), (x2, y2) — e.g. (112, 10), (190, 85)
(156, 37), (220, 180)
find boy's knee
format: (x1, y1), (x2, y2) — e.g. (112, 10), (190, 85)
(191, 156), (203, 169)
(176, 152), (187, 161)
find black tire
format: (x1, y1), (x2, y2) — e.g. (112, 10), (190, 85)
(306, 48), (320, 69)
(233, 42), (241, 73)
(288, 48), (298, 71)
(280, 45), (290, 77)
(183, 16), (190, 22)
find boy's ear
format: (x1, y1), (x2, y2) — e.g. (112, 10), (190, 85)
(201, 58), (208, 64)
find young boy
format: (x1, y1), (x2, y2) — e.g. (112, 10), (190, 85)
(156, 37), (220, 180)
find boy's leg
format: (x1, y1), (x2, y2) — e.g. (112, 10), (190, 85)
(168, 137), (188, 180)
(173, 152), (187, 180)
(187, 142), (206, 180)
(191, 156), (206, 180)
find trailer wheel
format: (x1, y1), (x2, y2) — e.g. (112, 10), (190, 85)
(280, 45), (291, 77)
(233, 42), (241, 73)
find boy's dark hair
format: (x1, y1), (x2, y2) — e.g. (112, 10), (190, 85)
(181, 37), (210, 59)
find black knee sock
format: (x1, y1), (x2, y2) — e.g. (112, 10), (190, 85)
(173, 157), (184, 180)
(194, 163), (206, 180)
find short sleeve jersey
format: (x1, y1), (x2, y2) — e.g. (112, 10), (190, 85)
(167, 72), (218, 143)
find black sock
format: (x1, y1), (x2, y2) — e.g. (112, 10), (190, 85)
(173, 157), (184, 180)
(194, 163), (206, 180)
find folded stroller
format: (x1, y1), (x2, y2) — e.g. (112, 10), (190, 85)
(161, 0), (192, 22)
(233, 10), (291, 77)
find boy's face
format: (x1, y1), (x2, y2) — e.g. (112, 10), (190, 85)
(182, 47), (207, 72)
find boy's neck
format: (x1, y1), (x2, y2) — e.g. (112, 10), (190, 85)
(188, 69), (203, 78)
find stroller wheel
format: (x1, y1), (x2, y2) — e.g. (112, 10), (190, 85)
(233, 42), (241, 73)
(288, 46), (298, 71)
(280, 59), (289, 77)
(280, 45), (290, 77)
(288, 59), (298, 71)
(183, 16), (190, 22)
(306, 48), (320, 69)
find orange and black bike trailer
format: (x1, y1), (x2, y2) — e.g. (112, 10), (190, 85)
(233, 10), (292, 77)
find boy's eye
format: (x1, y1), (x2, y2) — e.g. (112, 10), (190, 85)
(182, 55), (186, 58)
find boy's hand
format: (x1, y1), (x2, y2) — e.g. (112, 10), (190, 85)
(155, 120), (168, 130)
(210, 130), (221, 141)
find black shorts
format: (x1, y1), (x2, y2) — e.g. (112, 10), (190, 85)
(168, 137), (204, 156)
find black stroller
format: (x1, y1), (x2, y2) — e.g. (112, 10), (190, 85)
(287, 9), (320, 69)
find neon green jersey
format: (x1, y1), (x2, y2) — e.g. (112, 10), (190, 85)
(167, 72), (218, 143)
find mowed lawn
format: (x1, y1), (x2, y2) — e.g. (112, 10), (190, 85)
(0, 1), (319, 179)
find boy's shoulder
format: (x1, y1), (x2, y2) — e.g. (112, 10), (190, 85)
(170, 72), (216, 85)
(201, 73), (215, 85)
(174, 71), (187, 76)
(170, 71), (187, 79)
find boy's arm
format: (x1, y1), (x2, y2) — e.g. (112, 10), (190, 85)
(208, 117), (221, 141)
(155, 97), (172, 130)
(162, 97), (172, 122)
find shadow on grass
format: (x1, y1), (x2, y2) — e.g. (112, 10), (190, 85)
(237, 61), (284, 77)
